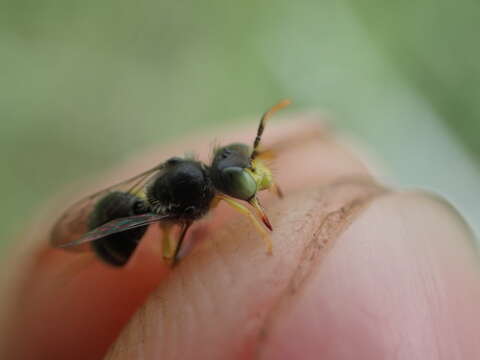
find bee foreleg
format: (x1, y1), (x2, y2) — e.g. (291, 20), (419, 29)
(172, 221), (193, 266)
(160, 223), (174, 261)
(218, 195), (273, 254)
(160, 221), (193, 266)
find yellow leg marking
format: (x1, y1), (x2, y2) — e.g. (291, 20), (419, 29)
(249, 196), (273, 231)
(219, 196), (273, 254)
(160, 223), (175, 260)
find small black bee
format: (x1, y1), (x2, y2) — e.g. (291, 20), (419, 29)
(51, 100), (291, 266)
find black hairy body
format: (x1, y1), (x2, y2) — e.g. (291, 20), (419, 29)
(146, 158), (215, 220)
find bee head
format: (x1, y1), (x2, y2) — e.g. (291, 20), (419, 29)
(211, 143), (272, 201)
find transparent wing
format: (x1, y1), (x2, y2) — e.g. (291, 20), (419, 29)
(50, 164), (165, 251)
(57, 213), (171, 249)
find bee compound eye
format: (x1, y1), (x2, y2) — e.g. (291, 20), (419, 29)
(221, 167), (257, 200)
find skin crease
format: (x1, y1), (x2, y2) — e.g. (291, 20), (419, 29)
(1, 117), (479, 360)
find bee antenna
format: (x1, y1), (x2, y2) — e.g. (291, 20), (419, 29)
(250, 99), (292, 161)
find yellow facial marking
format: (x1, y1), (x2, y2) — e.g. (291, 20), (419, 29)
(247, 159), (273, 192)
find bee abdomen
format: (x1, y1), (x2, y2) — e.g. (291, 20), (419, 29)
(89, 191), (149, 266)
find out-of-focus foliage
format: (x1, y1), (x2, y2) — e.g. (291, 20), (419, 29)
(351, 0), (480, 159)
(0, 0), (479, 250)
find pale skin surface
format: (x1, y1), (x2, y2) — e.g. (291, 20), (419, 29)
(1, 118), (479, 360)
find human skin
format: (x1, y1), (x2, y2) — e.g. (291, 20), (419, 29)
(1, 118), (479, 360)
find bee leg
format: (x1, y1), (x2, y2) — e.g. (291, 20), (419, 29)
(219, 195), (273, 254)
(248, 196), (273, 231)
(160, 223), (175, 260)
(171, 221), (193, 266)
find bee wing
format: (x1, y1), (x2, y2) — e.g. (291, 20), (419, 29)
(57, 213), (171, 249)
(50, 164), (164, 251)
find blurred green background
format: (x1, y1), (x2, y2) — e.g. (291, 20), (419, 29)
(1, 0), (479, 251)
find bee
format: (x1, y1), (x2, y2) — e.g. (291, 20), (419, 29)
(50, 100), (291, 266)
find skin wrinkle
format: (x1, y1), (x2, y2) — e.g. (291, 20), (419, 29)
(254, 182), (388, 358)
(299, 179), (386, 273)
(291, 196), (374, 294)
